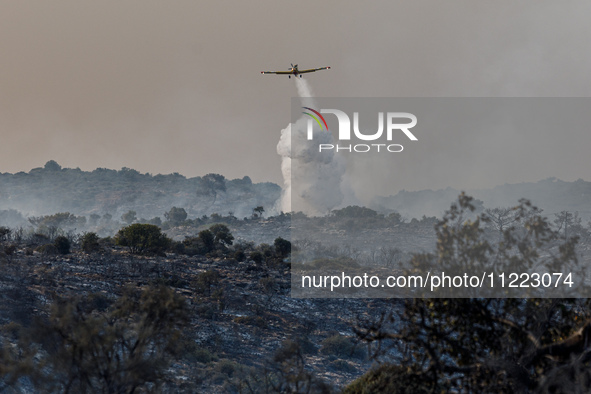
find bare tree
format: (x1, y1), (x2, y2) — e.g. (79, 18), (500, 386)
(484, 207), (519, 233)
(554, 210), (584, 240)
(21, 286), (188, 393)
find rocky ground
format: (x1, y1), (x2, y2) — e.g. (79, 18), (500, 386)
(0, 244), (399, 392)
(3, 210), (590, 392)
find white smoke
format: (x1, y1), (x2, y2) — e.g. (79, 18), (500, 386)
(276, 78), (346, 216)
(295, 77), (314, 100)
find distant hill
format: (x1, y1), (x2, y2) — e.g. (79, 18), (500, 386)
(3, 161), (590, 226)
(0, 161), (281, 220)
(373, 178), (591, 221)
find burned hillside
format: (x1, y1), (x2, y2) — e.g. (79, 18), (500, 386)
(0, 221), (391, 392)
(2, 192), (591, 391)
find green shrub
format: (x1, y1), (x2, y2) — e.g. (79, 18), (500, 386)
(191, 348), (218, 364)
(54, 236), (71, 255)
(170, 241), (185, 254)
(36, 244), (58, 255)
(181, 340), (218, 364)
(274, 237), (291, 258)
(0, 321), (21, 339)
(164, 207), (188, 226)
(115, 223), (171, 255)
(182, 233), (211, 256)
(195, 303), (216, 320)
(152, 275), (188, 289)
(194, 270), (220, 296)
(81, 232), (100, 253)
(30, 233), (50, 246)
(233, 249), (246, 262)
(216, 359), (239, 377)
(4, 244), (17, 256)
(250, 251), (263, 265)
(99, 236), (114, 248)
(0, 226), (11, 241)
(209, 224), (234, 247)
(343, 364), (433, 394)
(320, 334), (365, 359)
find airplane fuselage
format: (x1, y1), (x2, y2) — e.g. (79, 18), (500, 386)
(261, 64), (329, 78)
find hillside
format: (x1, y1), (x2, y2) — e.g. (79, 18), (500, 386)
(374, 177), (591, 220)
(0, 161), (281, 221)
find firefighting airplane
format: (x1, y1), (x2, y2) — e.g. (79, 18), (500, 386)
(261, 63), (331, 78)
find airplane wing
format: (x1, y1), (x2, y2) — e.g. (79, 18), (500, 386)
(297, 66), (331, 74)
(261, 71), (292, 75)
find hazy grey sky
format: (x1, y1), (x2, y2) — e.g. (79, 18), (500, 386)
(1, 1), (591, 190)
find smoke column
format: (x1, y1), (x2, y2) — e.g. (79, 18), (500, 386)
(276, 78), (345, 215)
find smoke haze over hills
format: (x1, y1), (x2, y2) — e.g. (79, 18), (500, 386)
(0, 162), (280, 224)
(2, 161), (591, 230)
(374, 178), (591, 221)
(2, 1), (591, 191)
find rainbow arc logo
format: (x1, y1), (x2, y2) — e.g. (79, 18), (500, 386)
(302, 107), (328, 131)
